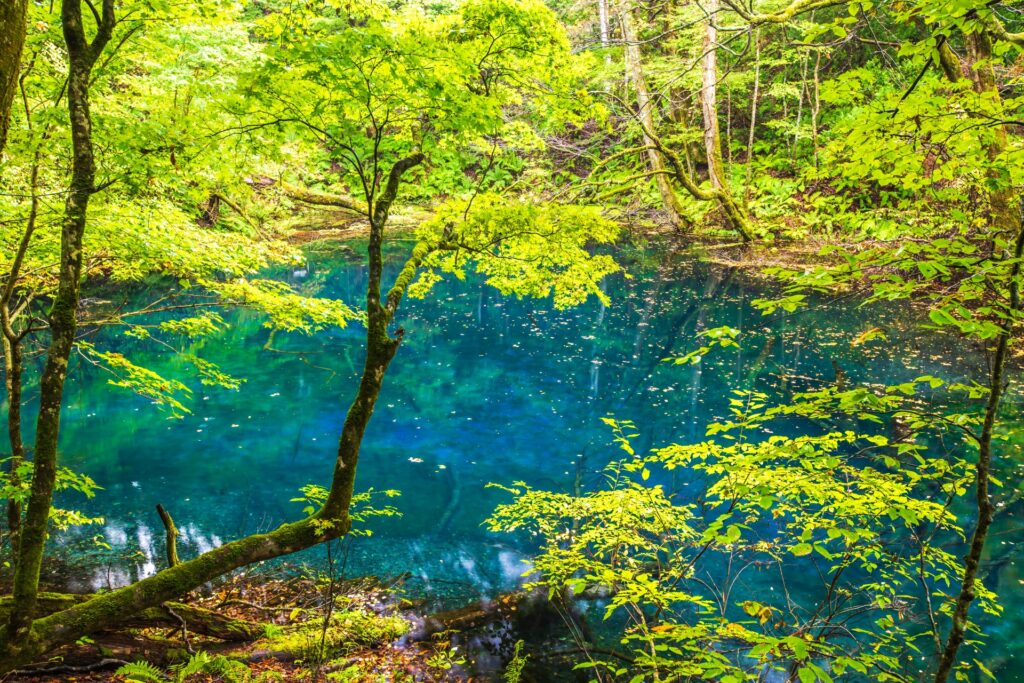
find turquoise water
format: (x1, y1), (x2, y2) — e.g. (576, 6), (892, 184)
(14, 243), (1022, 676)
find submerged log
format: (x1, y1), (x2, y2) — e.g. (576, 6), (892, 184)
(414, 589), (578, 641)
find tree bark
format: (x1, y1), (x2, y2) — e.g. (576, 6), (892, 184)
(0, 0), (28, 156)
(6, 0), (115, 641)
(280, 180), (369, 215)
(156, 504), (180, 568)
(964, 30), (1015, 233)
(632, 111), (755, 240)
(1, 332), (25, 552)
(2, 96), (44, 561)
(598, 0), (611, 64)
(700, 0), (725, 190)
(321, 153), (423, 519)
(619, 9), (689, 229)
(743, 28), (760, 201)
(928, 34), (1020, 673)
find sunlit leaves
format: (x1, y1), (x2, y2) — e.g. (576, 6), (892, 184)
(411, 195), (620, 309)
(0, 459), (104, 532)
(667, 325), (739, 365)
(210, 279), (363, 333)
(493, 371), (983, 680)
(158, 312), (224, 338)
(291, 484), (401, 537)
(77, 341), (193, 417)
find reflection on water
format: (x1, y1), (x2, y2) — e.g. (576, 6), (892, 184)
(12, 244), (1021, 676)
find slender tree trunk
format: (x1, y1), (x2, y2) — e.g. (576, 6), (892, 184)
(321, 153), (422, 519)
(811, 49), (821, 168)
(934, 214), (1023, 682)
(0, 0), (28, 156)
(5, 0), (111, 639)
(700, 0), (725, 190)
(1, 333), (25, 553)
(2, 135), (42, 559)
(619, 9), (689, 229)
(965, 30), (1015, 232)
(932, 28), (1019, 681)
(640, 118), (755, 240)
(685, 1), (755, 239)
(744, 28), (761, 202)
(793, 44), (810, 161)
(598, 0), (611, 64)
(725, 87), (732, 169)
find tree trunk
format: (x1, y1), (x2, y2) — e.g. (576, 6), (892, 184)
(932, 33), (1020, 677)
(6, 0), (113, 641)
(598, 0), (611, 64)
(1, 332), (25, 553)
(933, 217), (1023, 682)
(619, 9), (689, 229)
(0, 0), (28, 156)
(744, 28), (761, 201)
(320, 153), (422, 519)
(965, 30), (1015, 233)
(2, 104), (44, 561)
(700, 0), (725, 190)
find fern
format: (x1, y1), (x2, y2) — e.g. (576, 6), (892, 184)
(115, 660), (166, 683)
(170, 651), (213, 680)
(503, 640), (529, 683)
(117, 651), (252, 683)
(170, 652), (251, 682)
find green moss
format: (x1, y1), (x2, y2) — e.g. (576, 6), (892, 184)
(324, 663), (413, 682)
(254, 609), (408, 661)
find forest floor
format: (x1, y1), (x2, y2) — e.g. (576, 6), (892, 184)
(4, 569), (486, 683)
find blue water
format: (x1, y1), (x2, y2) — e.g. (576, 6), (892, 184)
(14, 242), (1021, 676)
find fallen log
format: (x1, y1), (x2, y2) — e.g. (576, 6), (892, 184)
(279, 181), (369, 215)
(0, 593), (263, 642)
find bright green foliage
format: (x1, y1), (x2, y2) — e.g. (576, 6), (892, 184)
(115, 660), (166, 683)
(490, 374), (997, 680)
(503, 640), (529, 683)
(77, 341), (193, 416)
(292, 485), (402, 537)
(245, 0), (597, 205)
(411, 196), (620, 309)
(0, 459), (102, 532)
(668, 326), (740, 365)
(211, 279), (363, 333)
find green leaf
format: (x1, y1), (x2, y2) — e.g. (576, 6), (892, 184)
(791, 543), (813, 556)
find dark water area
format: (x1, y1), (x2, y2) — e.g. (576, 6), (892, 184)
(7, 242), (1022, 678)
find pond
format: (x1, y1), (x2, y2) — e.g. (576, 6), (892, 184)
(24, 242), (1023, 679)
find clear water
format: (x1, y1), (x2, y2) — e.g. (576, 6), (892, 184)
(12, 242), (1022, 677)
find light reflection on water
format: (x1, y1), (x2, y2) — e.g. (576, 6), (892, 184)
(22, 244), (1021, 676)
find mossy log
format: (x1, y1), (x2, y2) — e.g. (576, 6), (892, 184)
(0, 593), (264, 642)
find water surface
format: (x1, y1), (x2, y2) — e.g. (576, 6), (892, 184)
(16, 243), (1022, 677)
